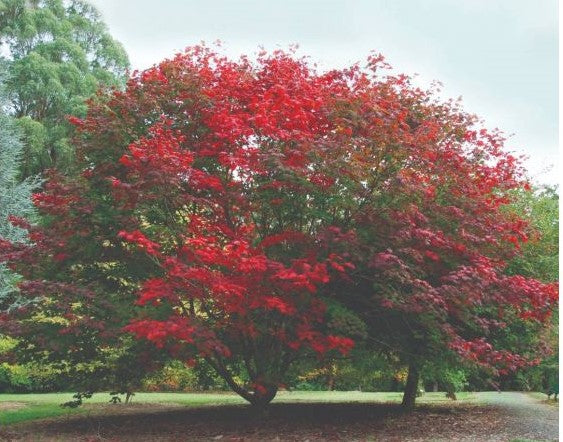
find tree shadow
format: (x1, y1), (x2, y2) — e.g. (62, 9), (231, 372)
(10, 401), (476, 440)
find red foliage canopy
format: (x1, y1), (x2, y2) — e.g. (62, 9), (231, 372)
(1, 45), (557, 404)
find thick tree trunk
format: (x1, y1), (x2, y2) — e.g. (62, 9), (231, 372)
(249, 384), (278, 410)
(401, 363), (419, 411)
(205, 356), (279, 411)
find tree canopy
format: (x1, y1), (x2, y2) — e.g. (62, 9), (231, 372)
(0, 0), (129, 176)
(0, 46), (557, 408)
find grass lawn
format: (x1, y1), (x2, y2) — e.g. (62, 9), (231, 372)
(0, 391), (240, 425)
(0, 390), (475, 426)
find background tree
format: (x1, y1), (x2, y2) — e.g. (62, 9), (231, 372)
(505, 186), (558, 282)
(0, 62), (40, 310)
(0, 0), (129, 176)
(501, 186), (559, 393)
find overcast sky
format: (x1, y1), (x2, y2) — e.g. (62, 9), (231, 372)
(90, 0), (558, 185)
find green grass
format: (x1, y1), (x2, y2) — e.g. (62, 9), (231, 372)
(274, 390), (473, 403)
(0, 391), (244, 405)
(0, 391), (245, 425)
(0, 390), (477, 426)
(510, 439), (544, 442)
(0, 403), (88, 425)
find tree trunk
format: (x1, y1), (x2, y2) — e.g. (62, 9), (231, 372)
(249, 384), (278, 410)
(401, 363), (419, 411)
(445, 383), (457, 401)
(205, 355), (279, 411)
(327, 375), (334, 391)
(432, 382), (438, 392)
(327, 363), (335, 391)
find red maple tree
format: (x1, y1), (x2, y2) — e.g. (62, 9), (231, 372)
(1, 46), (557, 408)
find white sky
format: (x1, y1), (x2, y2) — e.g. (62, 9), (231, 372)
(90, 0), (558, 186)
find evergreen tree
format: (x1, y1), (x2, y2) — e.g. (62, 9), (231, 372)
(0, 63), (40, 309)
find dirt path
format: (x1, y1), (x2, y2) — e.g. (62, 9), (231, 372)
(1, 392), (558, 441)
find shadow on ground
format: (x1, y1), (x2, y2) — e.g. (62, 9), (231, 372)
(1, 398), (558, 441)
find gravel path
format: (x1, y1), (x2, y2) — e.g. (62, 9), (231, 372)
(472, 391), (559, 441)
